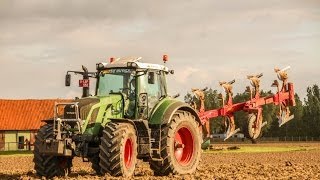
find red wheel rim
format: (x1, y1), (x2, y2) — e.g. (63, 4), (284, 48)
(124, 138), (133, 169)
(174, 127), (194, 166)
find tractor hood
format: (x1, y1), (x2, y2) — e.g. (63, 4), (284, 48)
(80, 95), (124, 135)
(75, 97), (100, 120)
(64, 95), (124, 135)
(64, 97), (100, 120)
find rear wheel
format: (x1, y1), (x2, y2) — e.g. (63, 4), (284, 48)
(33, 124), (72, 178)
(243, 114), (262, 142)
(99, 122), (137, 177)
(150, 110), (201, 175)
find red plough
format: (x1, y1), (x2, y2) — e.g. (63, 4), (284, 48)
(191, 66), (296, 144)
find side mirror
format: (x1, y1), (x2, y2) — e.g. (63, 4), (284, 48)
(65, 74), (71, 86)
(148, 72), (155, 84)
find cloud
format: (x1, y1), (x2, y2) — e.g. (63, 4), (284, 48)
(0, 0), (319, 99)
(174, 66), (200, 84)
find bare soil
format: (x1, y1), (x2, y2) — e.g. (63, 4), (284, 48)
(0, 142), (319, 180)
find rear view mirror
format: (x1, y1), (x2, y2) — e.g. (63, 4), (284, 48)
(65, 74), (71, 86)
(148, 72), (155, 84)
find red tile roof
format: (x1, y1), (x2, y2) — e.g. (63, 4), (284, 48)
(0, 99), (71, 130)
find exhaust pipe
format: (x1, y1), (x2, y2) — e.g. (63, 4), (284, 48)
(82, 65), (89, 98)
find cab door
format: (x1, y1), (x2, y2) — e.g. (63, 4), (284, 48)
(137, 70), (166, 118)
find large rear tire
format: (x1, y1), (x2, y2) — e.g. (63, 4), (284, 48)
(33, 124), (72, 178)
(150, 110), (201, 175)
(99, 122), (137, 177)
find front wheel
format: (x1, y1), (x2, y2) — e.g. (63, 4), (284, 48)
(33, 124), (72, 178)
(150, 110), (201, 175)
(99, 122), (137, 177)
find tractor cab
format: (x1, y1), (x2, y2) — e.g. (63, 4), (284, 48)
(96, 57), (171, 119)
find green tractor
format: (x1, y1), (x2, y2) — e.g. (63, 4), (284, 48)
(33, 57), (202, 178)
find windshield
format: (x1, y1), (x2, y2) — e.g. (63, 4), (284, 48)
(97, 68), (135, 96)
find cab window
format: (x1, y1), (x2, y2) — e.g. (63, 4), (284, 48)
(138, 70), (166, 117)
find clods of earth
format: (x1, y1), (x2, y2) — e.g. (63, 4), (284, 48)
(0, 143), (319, 179)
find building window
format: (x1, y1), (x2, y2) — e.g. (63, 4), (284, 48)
(18, 136), (24, 149)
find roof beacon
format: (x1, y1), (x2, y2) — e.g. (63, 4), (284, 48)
(163, 55), (168, 63)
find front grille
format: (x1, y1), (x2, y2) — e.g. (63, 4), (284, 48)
(64, 105), (76, 119)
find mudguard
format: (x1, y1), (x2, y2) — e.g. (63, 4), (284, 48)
(149, 97), (200, 125)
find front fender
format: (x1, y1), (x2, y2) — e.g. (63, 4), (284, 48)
(149, 98), (200, 125)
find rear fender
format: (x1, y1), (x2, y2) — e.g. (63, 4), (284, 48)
(149, 99), (200, 125)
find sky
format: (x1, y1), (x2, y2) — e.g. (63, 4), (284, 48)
(0, 0), (319, 100)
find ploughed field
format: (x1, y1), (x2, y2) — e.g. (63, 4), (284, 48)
(0, 142), (320, 179)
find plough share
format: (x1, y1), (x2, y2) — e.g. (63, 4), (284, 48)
(190, 66), (296, 146)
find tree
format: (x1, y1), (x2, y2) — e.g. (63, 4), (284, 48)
(303, 85), (320, 137)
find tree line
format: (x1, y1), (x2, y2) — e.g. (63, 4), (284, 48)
(184, 84), (320, 137)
